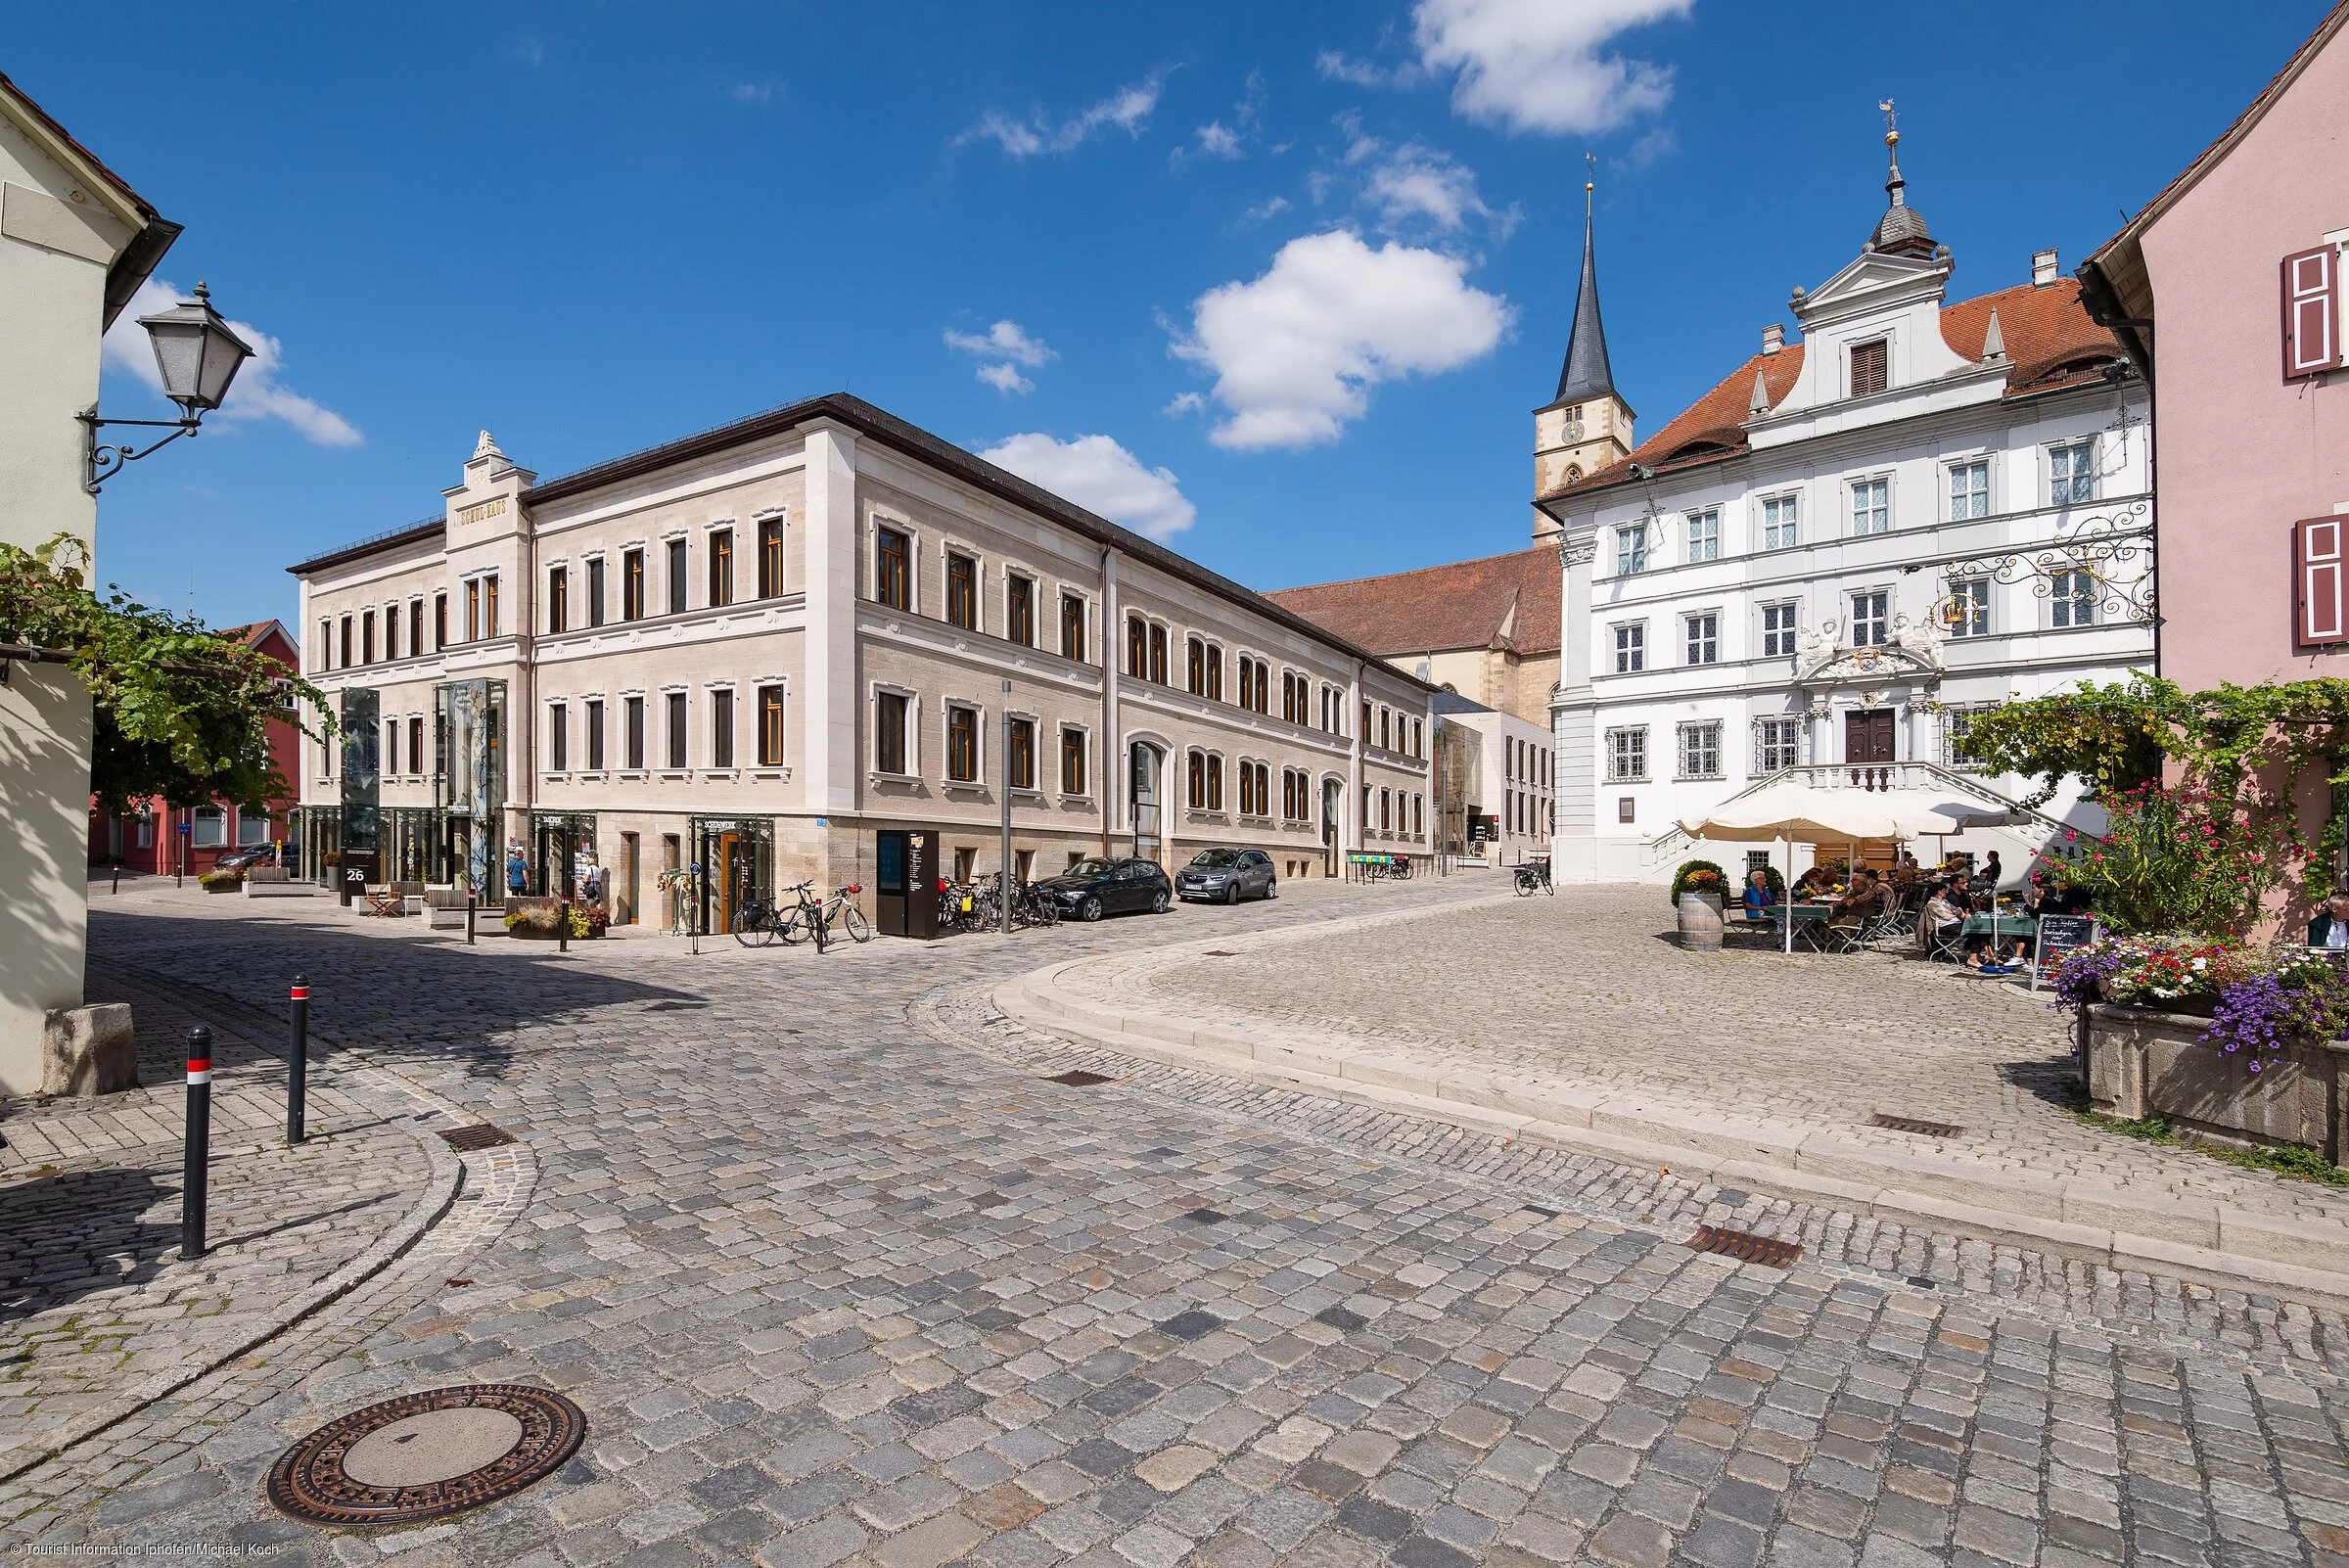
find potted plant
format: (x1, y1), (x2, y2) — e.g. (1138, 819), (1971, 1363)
(197, 867), (242, 894)
(1671, 860), (1727, 912)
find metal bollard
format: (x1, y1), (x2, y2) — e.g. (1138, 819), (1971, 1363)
(466, 893), (478, 945)
(182, 1027), (211, 1260)
(287, 974), (309, 1144)
(557, 897), (570, 953)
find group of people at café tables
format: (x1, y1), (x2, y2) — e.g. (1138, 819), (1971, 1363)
(1735, 850), (2091, 970)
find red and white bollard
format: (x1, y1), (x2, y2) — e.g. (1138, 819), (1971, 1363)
(182, 1026), (211, 1260)
(288, 975), (309, 1144)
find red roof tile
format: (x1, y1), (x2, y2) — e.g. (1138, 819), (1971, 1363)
(1541, 280), (2123, 501)
(1267, 548), (1561, 658)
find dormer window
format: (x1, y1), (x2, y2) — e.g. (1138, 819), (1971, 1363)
(1849, 338), (1889, 396)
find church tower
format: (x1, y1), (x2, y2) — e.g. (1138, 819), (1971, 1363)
(1533, 178), (1635, 540)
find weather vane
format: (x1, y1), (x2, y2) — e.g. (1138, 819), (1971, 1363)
(1879, 98), (1898, 136)
(1585, 151), (1596, 213)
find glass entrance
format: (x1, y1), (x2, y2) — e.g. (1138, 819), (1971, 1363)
(1128, 742), (1163, 864)
(531, 811), (599, 899)
(1322, 778), (1343, 875)
(690, 815), (773, 936)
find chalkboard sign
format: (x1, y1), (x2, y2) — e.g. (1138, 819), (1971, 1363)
(2030, 914), (2098, 991)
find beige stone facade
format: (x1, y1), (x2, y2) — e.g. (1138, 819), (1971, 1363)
(291, 396), (1436, 928)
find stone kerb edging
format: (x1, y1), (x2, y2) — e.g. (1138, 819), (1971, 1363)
(994, 908), (2349, 1314)
(0, 1060), (466, 1485)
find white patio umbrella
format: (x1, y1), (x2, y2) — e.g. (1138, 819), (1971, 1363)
(1677, 784), (1959, 952)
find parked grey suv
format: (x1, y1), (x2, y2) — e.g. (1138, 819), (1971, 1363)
(1175, 848), (1276, 904)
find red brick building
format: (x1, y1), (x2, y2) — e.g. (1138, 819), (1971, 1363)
(87, 620), (303, 874)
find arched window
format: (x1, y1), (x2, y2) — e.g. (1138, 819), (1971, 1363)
(1148, 623), (1168, 685)
(1127, 616), (1147, 677)
(1187, 749), (1206, 808)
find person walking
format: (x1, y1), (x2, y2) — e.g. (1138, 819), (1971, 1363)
(506, 845), (530, 899)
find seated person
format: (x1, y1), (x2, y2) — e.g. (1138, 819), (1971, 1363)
(2309, 891), (2349, 951)
(1920, 880), (1967, 953)
(1741, 869), (1777, 920)
(1829, 870), (1878, 929)
(1792, 866), (1834, 899)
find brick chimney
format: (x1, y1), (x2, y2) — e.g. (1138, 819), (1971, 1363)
(2032, 248), (2059, 288)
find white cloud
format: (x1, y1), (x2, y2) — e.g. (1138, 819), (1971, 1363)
(1176, 71), (1265, 164)
(954, 69), (1172, 159)
(1169, 230), (1509, 451)
(514, 35), (545, 68)
(1235, 195), (1293, 226)
(104, 278), (361, 448)
(1191, 121), (1245, 160)
(730, 80), (785, 105)
(980, 433), (1197, 541)
(1315, 50), (1426, 90)
(976, 362), (1034, 395)
(1412, 0), (1691, 135)
(945, 319), (1055, 394)
(1350, 135), (1518, 238)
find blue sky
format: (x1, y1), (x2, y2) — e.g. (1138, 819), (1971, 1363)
(15, 1), (2326, 631)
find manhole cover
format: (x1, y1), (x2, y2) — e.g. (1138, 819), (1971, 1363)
(439, 1123), (518, 1151)
(267, 1384), (585, 1527)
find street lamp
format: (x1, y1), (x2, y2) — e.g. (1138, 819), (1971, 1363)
(79, 281), (253, 493)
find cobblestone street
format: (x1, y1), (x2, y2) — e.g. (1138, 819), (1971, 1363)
(6, 874), (2348, 1567)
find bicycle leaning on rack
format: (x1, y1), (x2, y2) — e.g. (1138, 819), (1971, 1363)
(1513, 858), (1554, 897)
(732, 879), (872, 952)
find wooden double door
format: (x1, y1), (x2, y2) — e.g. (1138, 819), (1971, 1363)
(1844, 710), (1895, 765)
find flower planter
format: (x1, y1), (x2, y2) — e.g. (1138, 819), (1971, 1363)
(2083, 1003), (2349, 1160)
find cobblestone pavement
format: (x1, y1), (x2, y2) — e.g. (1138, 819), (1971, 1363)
(1101, 887), (2349, 1234)
(5, 873), (2348, 1568)
(0, 966), (438, 1469)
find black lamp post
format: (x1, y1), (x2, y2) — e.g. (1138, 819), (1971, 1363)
(79, 282), (253, 493)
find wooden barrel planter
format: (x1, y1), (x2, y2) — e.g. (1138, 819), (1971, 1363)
(1677, 894), (1725, 951)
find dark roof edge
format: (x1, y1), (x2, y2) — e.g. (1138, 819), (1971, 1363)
(286, 519), (444, 576)
(0, 71), (181, 330)
(288, 392), (1435, 695)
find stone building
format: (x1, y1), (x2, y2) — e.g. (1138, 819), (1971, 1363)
(290, 395), (1436, 930)
(1536, 137), (2154, 883)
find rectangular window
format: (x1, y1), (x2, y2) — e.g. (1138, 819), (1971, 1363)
(547, 567), (568, 633)
(411, 598), (427, 651)
(759, 685), (785, 766)
(1614, 524), (1648, 576)
(2284, 246), (2342, 379)
(1944, 706), (1995, 769)
(1061, 727), (1087, 795)
(237, 809), (270, 847)
(1380, 708), (1392, 751)
(585, 560), (605, 627)
(2050, 569), (2097, 627)
(711, 689), (734, 769)
(665, 691), (687, 768)
(361, 611), (375, 665)
(2050, 441), (2097, 506)
(1949, 578), (1991, 638)
(435, 712), (447, 776)
(385, 606), (399, 661)
(1061, 593), (1086, 662)
(1684, 612), (1719, 666)
(709, 529), (733, 608)
(1613, 623), (1645, 673)
(585, 701), (604, 770)
(946, 706), (978, 782)
(484, 576), (499, 636)
(758, 519), (784, 598)
(385, 718), (398, 776)
(1606, 727), (1647, 782)
(1850, 478), (1890, 536)
(1007, 717), (1036, 790)
(1761, 602), (1798, 657)
(1678, 720), (1722, 779)
(622, 550), (645, 621)
(316, 619), (330, 670)
(463, 582), (480, 642)
(550, 703), (569, 771)
(1755, 716), (1800, 772)
(340, 615), (353, 667)
(1762, 494), (1799, 551)
(1948, 460), (1990, 521)
(666, 539), (687, 615)
(875, 527), (909, 610)
(875, 691), (907, 773)
(1849, 338), (1888, 396)
(409, 716), (425, 776)
(625, 697), (645, 769)
(192, 806), (227, 849)
(946, 553), (977, 629)
(1127, 616), (1147, 677)
(1006, 575), (1034, 646)
(1685, 510), (1720, 563)
(1850, 590), (1889, 646)
(1149, 624), (1168, 684)
(2300, 516), (2349, 645)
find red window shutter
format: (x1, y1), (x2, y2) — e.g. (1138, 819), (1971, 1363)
(2282, 247), (2340, 380)
(2297, 517), (2349, 645)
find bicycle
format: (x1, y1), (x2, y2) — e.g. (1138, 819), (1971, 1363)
(789, 881), (870, 951)
(731, 894), (790, 946)
(1513, 859), (1554, 897)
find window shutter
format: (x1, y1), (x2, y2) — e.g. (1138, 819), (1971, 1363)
(2297, 517), (2349, 645)
(2282, 247), (2340, 380)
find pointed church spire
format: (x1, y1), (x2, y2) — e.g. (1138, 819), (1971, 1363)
(1554, 163), (1618, 407)
(1867, 99), (1936, 257)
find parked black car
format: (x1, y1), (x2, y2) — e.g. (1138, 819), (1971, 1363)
(213, 843), (289, 873)
(1038, 856), (1172, 921)
(1175, 847), (1277, 903)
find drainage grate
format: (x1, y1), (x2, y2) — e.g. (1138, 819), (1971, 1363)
(1868, 1113), (1965, 1139)
(1044, 1070), (1114, 1087)
(1683, 1225), (1803, 1268)
(438, 1124), (517, 1152)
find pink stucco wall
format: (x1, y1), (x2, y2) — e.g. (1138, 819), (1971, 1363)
(2142, 24), (2349, 691)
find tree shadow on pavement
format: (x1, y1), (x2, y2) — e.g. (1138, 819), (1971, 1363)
(0, 1166), (176, 1320)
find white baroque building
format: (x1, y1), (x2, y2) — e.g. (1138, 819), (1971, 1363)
(1535, 139), (2154, 884)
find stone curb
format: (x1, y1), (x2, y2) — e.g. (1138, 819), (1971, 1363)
(0, 998), (473, 1485)
(995, 914), (2349, 1315)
